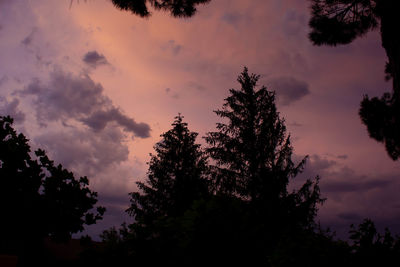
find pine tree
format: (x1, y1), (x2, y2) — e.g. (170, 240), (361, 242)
(205, 67), (323, 229)
(111, 0), (211, 18)
(127, 114), (208, 225)
(308, 0), (400, 160)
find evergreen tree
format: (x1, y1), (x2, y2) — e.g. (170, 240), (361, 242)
(205, 67), (323, 232)
(127, 114), (208, 225)
(111, 0), (211, 18)
(123, 115), (209, 266)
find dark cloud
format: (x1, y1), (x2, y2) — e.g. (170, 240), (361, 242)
(268, 76), (310, 105)
(300, 155), (391, 194)
(161, 40), (182, 56)
(82, 50), (109, 68)
(337, 212), (363, 222)
(296, 153), (400, 237)
(19, 70), (150, 138)
(0, 75), (7, 86)
(323, 175), (391, 193)
(82, 108), (150, 138)
(82, 193), (131, 240)
(35, 126), (129, 177)
(165, 87), (179, 99)
(21, 72), (109, 121)
(187, 81), (206, 91)
(221, 12), (242, 26)
(21, 28), (36, 46)
(307, 154), (337, 173)
(221, 12), (252, 27)
(289, 121), (302, 127)
(281, 9), (307, 38)
(0, 97), (25, 122)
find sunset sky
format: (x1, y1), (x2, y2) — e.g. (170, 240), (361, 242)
(1, 0), (399, 239)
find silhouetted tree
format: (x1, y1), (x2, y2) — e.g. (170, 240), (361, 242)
(204, 67), (324, 264)
(0, 116), (104, 263)
(127, 114), (208, 223)
(123, 115), (209, 265)
(308, 0), (400, 160)
(205, 67), (323, 222)
(111, 0), (210, 17)
(270, 227), (351, 267)
(348, 218), (400, 266)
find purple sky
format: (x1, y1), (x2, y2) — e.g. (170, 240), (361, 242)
(1, 0), (399, 239)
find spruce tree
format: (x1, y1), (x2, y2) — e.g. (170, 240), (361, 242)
(123, 115), (209, 266)
(205, 67), (323, 230)
(127, 114), (208, 226)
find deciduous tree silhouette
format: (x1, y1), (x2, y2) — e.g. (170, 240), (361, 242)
(111, 0), (211, 17)
(308, 0), (400, 160)
(0, 116), (104, 263)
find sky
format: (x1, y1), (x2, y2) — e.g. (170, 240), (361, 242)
(1, 0), (399, 239)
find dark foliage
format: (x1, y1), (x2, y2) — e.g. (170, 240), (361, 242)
(87, 68), (400, 266)
(360, 93), (400, 159)
(308, 0), (400, 160)
(205, 67), (324, 230)
(309, 0), (378, 46)
(270, 228), (351, 267)
(0, 116), (104, 264)
(97, 69), (325, 265)
(111, 0), (211, 17)
(118, 115), (209, 265)
(127, 114), (209, 223)
(348, 219), (400, 266)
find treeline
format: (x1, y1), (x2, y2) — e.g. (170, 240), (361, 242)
(89, 68), (400, 266)
(2, 68), (400, 266)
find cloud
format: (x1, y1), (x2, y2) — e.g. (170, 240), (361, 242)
(34, 126), (142, 240)
(323, 174), (391, 193)
(187, 81), (206, 91)
(161, 40), (182, 56)
(220, 12), (252, 27)
(21, 28), (36, 46)
(82, 50), (109, 68)
(296, 153), (400, 238)
(0, 75), (7, 86)
(221, 12), (242, 26)
(337, 212), (363, 222)
(300, 154), (391, 194)
(281, 9), (307, 38)
(268, 76), (310, 105)
(82, 108), (151, 138)
(0, 97), (25, 122)
(19, 69), (150, 138)
(289, 121), (302, 127)
(35, 125), (129, 177)
(165, 87), (179, 99)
